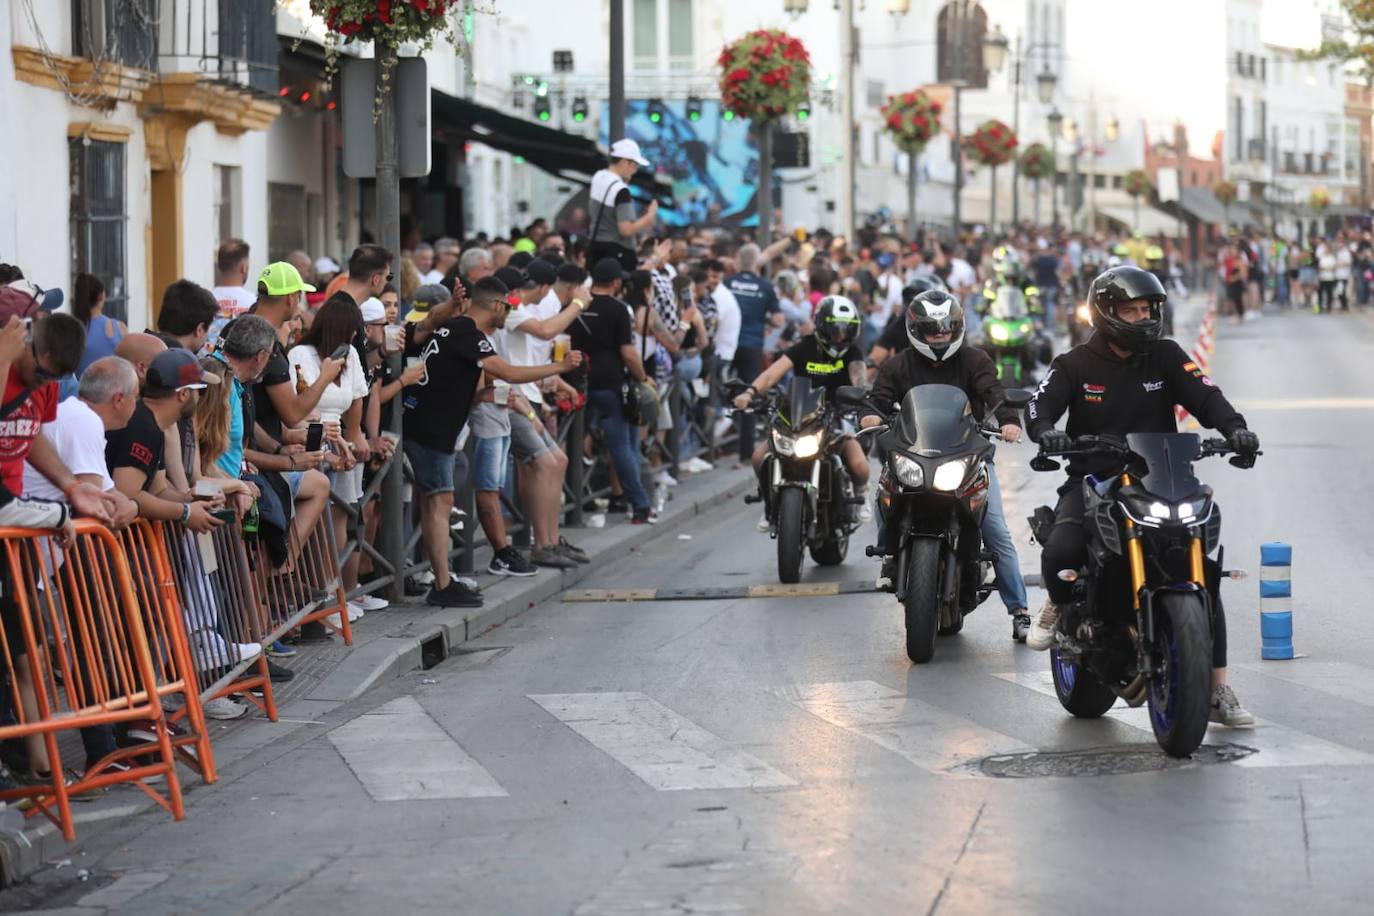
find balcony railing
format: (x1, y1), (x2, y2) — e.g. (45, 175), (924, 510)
(158, 0), (278, 96)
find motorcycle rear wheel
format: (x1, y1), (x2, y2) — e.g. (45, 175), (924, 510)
(776, 487), (806, 585)
(810, 532), (848, 566)
(1148, 591), (1213, 757)
(1050, 647), (1117, 718)
(903, 538), (942, 663)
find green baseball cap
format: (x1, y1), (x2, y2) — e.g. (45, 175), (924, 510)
(258, 261), (316, 296)
(513, 237), (537, 254)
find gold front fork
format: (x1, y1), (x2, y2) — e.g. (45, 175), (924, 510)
(1121, 474), (1148, 609)
(1189, 537), (1205, 587)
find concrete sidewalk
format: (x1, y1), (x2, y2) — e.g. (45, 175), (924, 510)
(0, 464), (755, 887)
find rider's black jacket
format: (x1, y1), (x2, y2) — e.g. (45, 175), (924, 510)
(1026, 331), (1247, 478)
(865, 344), (1020, 428)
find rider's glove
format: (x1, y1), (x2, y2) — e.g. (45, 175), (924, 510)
(1228, 428), (1260, 455)
(1038, 429), (1072, 453)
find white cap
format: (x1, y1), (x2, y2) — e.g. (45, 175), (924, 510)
(360, 296), (387, 323)
(609, 138), (650, 167)
(313, 256), (341, 275)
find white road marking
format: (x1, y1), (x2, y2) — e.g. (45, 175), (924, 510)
(776, 680), (1032, 774)
(528, 692), (797, 791)
(1236, 660), (1374, 710)
(327, 696), (508, 801)
(995, 669), (1374, 768)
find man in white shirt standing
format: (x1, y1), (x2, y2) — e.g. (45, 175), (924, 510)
(210, 239), (255, 347)
(704, 259), (741, 444)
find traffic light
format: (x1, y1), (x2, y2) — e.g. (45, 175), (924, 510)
(686, 95), (703, 122)
(723, 109), (735, 121)
(648, 98), (665, 124)
(572, 96), (588, 123)
(534, 95), (551, 122)
(797, 101), (810, 122)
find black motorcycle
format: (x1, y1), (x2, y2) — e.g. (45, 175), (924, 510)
(838, 383), (1031, 663)
(739, 378), (864, 584)
(1028, 433), (1258, 757)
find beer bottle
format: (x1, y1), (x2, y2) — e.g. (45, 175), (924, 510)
(295, 364), (308, 395)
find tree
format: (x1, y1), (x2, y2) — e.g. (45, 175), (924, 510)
(1298, 1), (1374, 83)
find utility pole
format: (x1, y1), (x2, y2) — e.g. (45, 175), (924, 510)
(375, 45), (405, 604)
(1010, 33), (1022, 226)
(840, 0), (855, 241)
(609, 0), (625, 141)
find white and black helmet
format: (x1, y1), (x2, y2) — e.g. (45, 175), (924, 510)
(905, 289), (965, 363)
(813, 295), (862, 358)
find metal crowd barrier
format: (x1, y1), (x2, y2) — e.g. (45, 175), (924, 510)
(0, 521), (184, 842)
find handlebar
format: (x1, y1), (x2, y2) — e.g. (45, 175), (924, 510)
(1031, 434), (1261, 471)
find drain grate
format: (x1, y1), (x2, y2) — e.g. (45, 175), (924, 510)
(974, 743), (1258, 778)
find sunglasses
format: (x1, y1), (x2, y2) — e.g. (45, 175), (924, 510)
(31, 340), (62, 382)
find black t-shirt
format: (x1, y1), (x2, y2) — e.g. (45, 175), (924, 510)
(105, 401), (165, 492)
(252, 338), (292, 446)
(783, 336), (863, 399)
(569, 294), (633, 391)
(877, 314), (910, 355)
(402, 315), (494, 452)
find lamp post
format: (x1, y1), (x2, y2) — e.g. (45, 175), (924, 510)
(983, 25), (1057, 228)
(1047, 106), (1063, 228)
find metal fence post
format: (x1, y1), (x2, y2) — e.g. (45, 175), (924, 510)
(457, 437), (476, 575)
(566, 407), (586, 527)
(667, 380), (683, 478)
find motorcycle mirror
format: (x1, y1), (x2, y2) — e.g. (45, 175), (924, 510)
(1003, 388), (1033, 408)
(834, 385), (867, 409)
(723, 379), (751, 397)
(1029, 455), (1061, 472)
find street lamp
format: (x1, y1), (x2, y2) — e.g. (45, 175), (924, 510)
(985, 23), (1058, 227)
(1047, 106), (1064, 227)
(884, 0), (911, 12)
(1035, 68), (1056, 104)
(1105, 115), (1120, 143)
(982, 25), (1009, 73)
(783, 0), (808, 13)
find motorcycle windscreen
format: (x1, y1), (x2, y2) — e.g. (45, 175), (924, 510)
(780, 376), (825, 430)
(990, 286), (1029, 320)
(896, 384), (976, 452)
(1125, 432), (1204, 501)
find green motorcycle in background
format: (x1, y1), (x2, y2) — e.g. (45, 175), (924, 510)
(979, 284), (1036, 386)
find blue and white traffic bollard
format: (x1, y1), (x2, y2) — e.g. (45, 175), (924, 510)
(1259, 542), (1294, 660)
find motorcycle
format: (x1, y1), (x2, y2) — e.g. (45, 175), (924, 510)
(738, 377), (864, 584)
(980, 284), (1039, 386)
(838, 383), (1032, 664)
(1027, 432), (1258, 757)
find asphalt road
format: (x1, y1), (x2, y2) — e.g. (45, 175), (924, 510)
(8, 301), (1374, 916)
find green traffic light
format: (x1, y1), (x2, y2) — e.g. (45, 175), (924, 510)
(539, 111), (550, 121)
(798, 110), (809, 121)
(650, 113), (662, 123)
(689, 111), (701, 122)
(723, 110), (735, 121)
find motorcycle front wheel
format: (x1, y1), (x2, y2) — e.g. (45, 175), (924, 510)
(903, 537), (942, 663)
(1147, 591), (1213, 757)
(776, 487), (806, 584)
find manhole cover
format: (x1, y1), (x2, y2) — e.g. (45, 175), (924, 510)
(974, 743), (1258, 778)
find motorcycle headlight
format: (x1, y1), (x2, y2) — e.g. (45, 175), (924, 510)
(890, 453), (924, 488)
(1018, 321), (1032, 335)
(932, 458), (968, 492)
(989, 324), (1010, 342)
(793, 433), (821, 458)
(772, 429), (795, 456)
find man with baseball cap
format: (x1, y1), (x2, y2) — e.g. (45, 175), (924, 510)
(405, 284), (453, 324)
(588, 139), (658, 271)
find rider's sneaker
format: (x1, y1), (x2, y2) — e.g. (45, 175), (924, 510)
(1025, 599), (1060, 651)
(875, 557), (896, 592)
(756, 513), (769, 532)
(1012, 611), (1031, 643)
(1209, 684), (1255, 727)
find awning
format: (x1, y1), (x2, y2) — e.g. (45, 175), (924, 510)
(1176, 186), (1228, 225)
(430, 90), (674, 206)
(1099, 204), (1184, 237)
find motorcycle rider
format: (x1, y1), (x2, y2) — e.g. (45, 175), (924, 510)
(860, 289), (1032, 640)
(1024, 265), (1259, 727)
(866, 274), (949, 373)
(734, 295), (871, 530)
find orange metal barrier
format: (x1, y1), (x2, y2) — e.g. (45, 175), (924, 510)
(247, 512), (351, 648)
(0, 521), (184, 842)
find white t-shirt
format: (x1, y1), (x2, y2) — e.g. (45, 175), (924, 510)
(504, 291), (562, 402)
(22, 397), (113, 501)
(208, 286), (256, 349)
(287, 344), (368, 426)
(947, 258), (978, 294)
(711, 283), (742, 362)
(1336, 247), (1353, 280)
(420, 269), (446, 286)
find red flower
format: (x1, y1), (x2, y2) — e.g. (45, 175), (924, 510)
(913, 115), (927, 129)
(902, 92), (916, 106)
(729, 68), (750, 83)
(888, 113), (903, 129)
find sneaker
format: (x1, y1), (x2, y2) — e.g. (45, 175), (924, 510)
(124, 718), (184, 745)
(1025, 599), (1060, 651)
(354, 594), (389, 612)
(653, 469), (679, 488)
(347, 602), (366, 622)
(684, 456), (714, 473)
(858, 502), (873, 523)
(296, 621), (332, 644)
(266, 659), (295, 682)
(713, 416), (734, 441)
(631, 508), (659, 525)
(202, 697), (250, 720)
(606, 496), (629, 514)
(531, 546), (578, 569)
(267, 640), (297, 658)
(427, 580), (484, 608)
(875, 557), (895, 592)
(190, 631), (262, 671)
(557, 537), (590, 564)
(488, 547), (538, 577)
(756, 513), (770, 532)
(1012, 611), (1031, 643)
(1210, 684), (1255, 727)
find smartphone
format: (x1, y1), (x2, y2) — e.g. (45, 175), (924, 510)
(306, 423), (325, 452)
(329, 343), (351, 361)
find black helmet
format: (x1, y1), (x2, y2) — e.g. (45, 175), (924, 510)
(905, 289), (965, 362)
(813, 295), (862, 357)
(900, 273), (948, 304)
(1088, 266), (1166, 353)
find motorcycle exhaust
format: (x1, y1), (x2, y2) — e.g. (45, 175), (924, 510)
(1115, 674), (1148, 708)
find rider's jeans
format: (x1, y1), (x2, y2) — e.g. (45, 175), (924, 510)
(873, 461), (1027, 612)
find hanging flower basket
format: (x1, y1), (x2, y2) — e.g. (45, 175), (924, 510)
(717, 29), (812, 124)
(1212, 180), (1238, 206)
(966, 119), (1018, 167)
(1308, 187), (1331, 211)
(880, 88), (943, 154)
(1124, 169), (1152, 198)
(1019, 143), (1054, 181)
(306, 0), (459, 109)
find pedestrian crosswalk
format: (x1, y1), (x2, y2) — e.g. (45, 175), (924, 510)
(328, 662), (1374, 802)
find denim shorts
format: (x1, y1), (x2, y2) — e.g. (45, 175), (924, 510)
(403, 437), (461, 496)
(472, 434), (511, 492)
(509, 409), (555, 464)
(282, 470), (304, 501)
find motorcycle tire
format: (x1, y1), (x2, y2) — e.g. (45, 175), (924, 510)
(1050, 647), (1117, 718)
(776, 487), (806, 585)
(903, 538), (941, 664)
(1147, 591), (1213, 758)
(810, 532), (848, 566)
